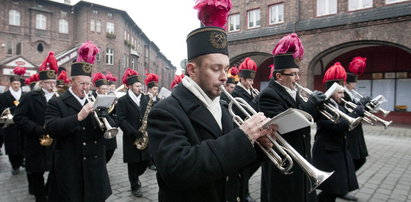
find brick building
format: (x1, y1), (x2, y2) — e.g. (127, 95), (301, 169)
(0, 0), (176, 91)
(227, 0), (411, 124)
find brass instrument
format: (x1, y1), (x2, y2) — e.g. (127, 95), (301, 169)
(108, 85), (126, 114)
(39, 134), (53, 147)
(220, 85), (333, 192)
(341, 98), (392, 129)
(250, 86), (259, 98)
(85, 91), (119, 139)
(134, 93), (154, 150)
(0, 108), (14, 128)
(351, 89), (390, 117)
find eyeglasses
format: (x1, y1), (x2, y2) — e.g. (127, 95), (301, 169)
(281, 72), (302, 77)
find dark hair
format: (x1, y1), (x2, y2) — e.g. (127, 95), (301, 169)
(272, 69), (285, 80)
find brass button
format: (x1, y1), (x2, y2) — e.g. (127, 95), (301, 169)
(236, 196), (241, 202)
(94, 141), (98, 144)
(83, 157), (86, 160)
(82, 127), (86, 130)
(94, 155), (98, 159)
(226, 176), (229, 182)
(83, 142), (86, 146)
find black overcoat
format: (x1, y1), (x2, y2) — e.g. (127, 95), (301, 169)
(312, 102), (359, 195)
(0, 90), (24, 155)
(116, 91), (150, 163)
(344, 92), (368, 159)
(257, 79), (318, 202)
(44, 90), (112, 202)
(13, 90), (52, 172)
(147, 84), (262, 202)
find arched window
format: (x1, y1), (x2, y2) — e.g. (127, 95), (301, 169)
(9, 10), (21, 26)
(59, 19), (68, 33)
(36, 14), (46, 30)
(37, 43), (44, 53)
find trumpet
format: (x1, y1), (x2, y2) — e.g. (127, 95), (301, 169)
(84, 91), (119, 139)
(220, 85), (333, 192)
(341, 98), (392, 129)
(351, 89), (390, 117)
(250, 86), (259, 98)
(0, 108), (14, 128)
(39, 134), (53, 147)
(295, 83), (361, 131)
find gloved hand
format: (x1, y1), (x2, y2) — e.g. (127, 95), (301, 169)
(96, 106), (109, 118)
(308, 90), (326, 106)
(353, 105), (365, 117)
(359, 96), (372, 106)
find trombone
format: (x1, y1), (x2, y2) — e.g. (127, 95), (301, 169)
(84, 91), (119, 139)
(295, 83), (361, 131)
(351, 89), (390, 117)
(220, 85), (333, 192)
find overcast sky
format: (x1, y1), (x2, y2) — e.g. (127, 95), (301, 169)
(67, 0), (200, 74)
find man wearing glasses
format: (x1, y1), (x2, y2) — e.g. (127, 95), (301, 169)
(257, 33), (325, 202)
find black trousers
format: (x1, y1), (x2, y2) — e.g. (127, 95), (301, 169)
(106, 150), (115, 163)
(9, 154), (24, 169)
(127, 161), (149, 190)
(317, 191), (337, 202)
(27, 171), (47, 200)
(353, 158), (366, 171)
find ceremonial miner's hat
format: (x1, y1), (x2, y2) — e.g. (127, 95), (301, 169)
(57, 70), (70, 86)
(38, 52), (58, 81)
(347, 56), (367, 83)
(323, 62), (347, 89)
(93, 72), (108, 87)
(238, 57), (257, 79)
(106, 72), (117, 85)
(10, 65), (26, 83)
(227, 66), (239, 84)
(71, 41), (99, 77)
(170, 74), (184, 89)
(122, 68), (140, 86)
(272, 33), (304, 76)
(144, 73), (159, 89)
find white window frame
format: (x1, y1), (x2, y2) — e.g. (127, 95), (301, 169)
(386, 0), (408, 4)
(90, 19), (95, 32)
(317, 0), (337, 16)
(9, 10), (21, 26)
(349, 0), (372, 11)
(228, 14), (240, 32)
(269, 3), (284, 25)
(247, 9), (261, 29)
(36, 14), (47, 30)
(106, 48), (114, 65)
(106, 22), (115, 34)
(58, 19), (69, 34)
(96, 20), (101, 33)
(108, 12), (113, 17)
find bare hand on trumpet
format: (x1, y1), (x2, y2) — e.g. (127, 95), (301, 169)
(239, 112), (278, 148)
(78, 102), (94, 121)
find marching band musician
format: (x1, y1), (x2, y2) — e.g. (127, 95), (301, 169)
(0, 65), (26, 175)
(147, 1), (277, 201)
(56, 70), (70, 96)
(106, 72), (117, 94)
(231, 57), (258, 103)
(116, 68), (151, 197)
(170, 74), (184, 90)
(257, 33), (325, 202)
(339, 57), (369, 201)
(13, 52), (59, 202)
(92, 72), (117, 163)
(44, 41), (112, 202)
(313, 62), (362, 202)
(220, 66), (239, 105)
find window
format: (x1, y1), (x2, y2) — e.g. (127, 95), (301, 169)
(59, 19), (68, 33)
(386, 0), (408, 3)
(96, 20), (101, 32)
(269, 3), (284, 25)
(36, 14), (47, 30)
(228, 14), (240, 32)
(247, 9), (260, 29)
(349, 0), (372, 10)
(93, 10), (98, 14)
(106, 48), (114, 65)
(317, 0), (337, 16)
(124, 31), (127, 40)
(106, 22), (114, 34)
(108, 13), (113, 17)
(90, 19), (95, 32)
(16, 42), (21, 55)
(6, 41), (13, 55)
(61, 11), (67, 17)
(9, 10), (21, 26)
(37, 43), (44, 53)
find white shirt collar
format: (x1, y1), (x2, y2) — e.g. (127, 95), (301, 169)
(69, 87), (87, 106)
(275, 81), (297, 101)
(237, 82), (251, 95)
(42, 88), (55, 102)
(128, 89), (141, 107)
(9, 87), (22, 101)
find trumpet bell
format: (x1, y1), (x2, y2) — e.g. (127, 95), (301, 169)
(309, 170), (335, 193)
(104, 129), (118, 139)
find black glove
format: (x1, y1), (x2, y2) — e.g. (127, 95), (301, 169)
(353, 105), (365, 117)
(359, 96), (372, 106)
(96, 106), (109, 117)
(307, 90), (326, 106)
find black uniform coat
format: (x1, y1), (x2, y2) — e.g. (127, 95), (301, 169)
(92, 91), (117, 151)
(312, 102), (359, 195)
(147, 84), (262, 202)
(44, 90), (112, 202)
(116, 91), (150, 163)
(344, 92), (368, 159)
(13, 90), (52, 172)
(0, 90), (24, 156)
(257, 79), (318, 202)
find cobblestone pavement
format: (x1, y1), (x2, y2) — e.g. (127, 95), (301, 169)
(0, 124), (410, 202)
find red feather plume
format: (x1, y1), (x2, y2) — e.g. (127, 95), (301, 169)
(144, 73), (159, 86)
(194, 0), (232, 29)
(39, 52), (58, 73)
(29, 73), (39, 83)
(92, 72), (107, 84)
(122, 68), (139, 85)
(228, 66), (239, 76)
(272, 33), (304, 61)
(106, 72), (117, 82)
(323, 62), (347, 84)
(13, 65), (27, 76)
(76, 41), (100, 64)
(239, 57), (257, 71)
(268, 64), (275, 79)
(25, 78), (31, 85)
(348, 56), (367, 76)
(57, 70), (70, 84)
(171, 74), (184, 89)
